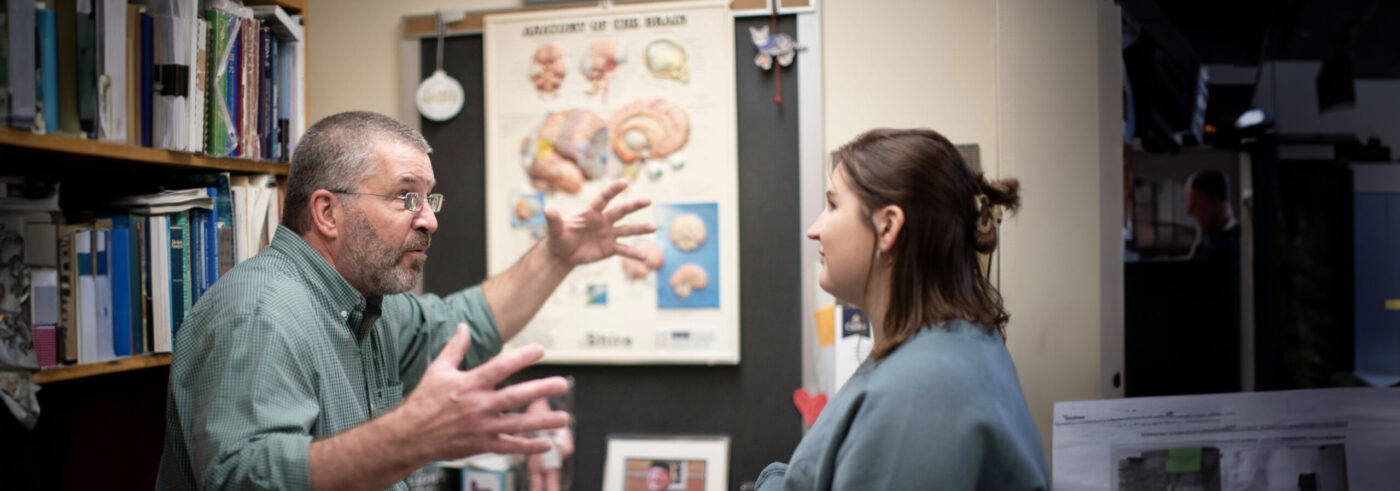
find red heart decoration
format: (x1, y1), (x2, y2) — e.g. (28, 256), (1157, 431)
(792, 389), (828, 426)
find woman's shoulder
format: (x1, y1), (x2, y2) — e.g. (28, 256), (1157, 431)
(864, 321), (1016, 397)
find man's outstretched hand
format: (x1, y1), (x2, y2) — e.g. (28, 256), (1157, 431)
(543, 179), (655, 265)
(403, 323), (571, 459)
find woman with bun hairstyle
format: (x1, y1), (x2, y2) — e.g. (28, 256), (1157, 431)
(757, 128), (1047, 490)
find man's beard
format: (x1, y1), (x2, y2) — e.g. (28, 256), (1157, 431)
(343, 209), (430, 296)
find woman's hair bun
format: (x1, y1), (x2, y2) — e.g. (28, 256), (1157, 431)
(972, 177), (1020, 254)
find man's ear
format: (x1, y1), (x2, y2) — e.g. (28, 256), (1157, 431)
(309, 189), (343, 240)
(874, 204), (905, 254)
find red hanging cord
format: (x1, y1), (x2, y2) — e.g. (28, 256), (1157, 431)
(771, 0), (782, 104)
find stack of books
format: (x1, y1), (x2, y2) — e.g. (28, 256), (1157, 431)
(3, 173), (282, 368)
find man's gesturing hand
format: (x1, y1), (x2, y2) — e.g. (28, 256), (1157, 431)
(402, 323), (571, 460)
(543, 179), (655, 265)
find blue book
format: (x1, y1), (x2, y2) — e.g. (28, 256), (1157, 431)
(109, 219), (132, 357)
(126, 215), (147, 353)
(139, 12), (152, 147)
(188, 206), (210, 305)
(177, 175), (233, 277)
(36, 8), (58, 134)
(276, 37), (291, 159)
(169, 211), (187, 335)
(204, 187), (219, 290)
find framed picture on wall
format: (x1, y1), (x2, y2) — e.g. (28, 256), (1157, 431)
(603, 435), (729, 491)
(461, 468), (510, 491)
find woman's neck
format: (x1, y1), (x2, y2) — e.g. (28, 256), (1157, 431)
(860, 267), (892, 345)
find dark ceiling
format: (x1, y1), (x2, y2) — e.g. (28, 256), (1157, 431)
(1129, 0), (1400, 78)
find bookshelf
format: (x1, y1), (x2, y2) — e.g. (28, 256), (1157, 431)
(0, 2), (311, 488)
(32, 353), (173, 384)
(0, 127), (290, 175)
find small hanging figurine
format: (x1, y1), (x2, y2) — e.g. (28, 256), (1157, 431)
(749, 25), (801, 71)
(749, 1), (806, 104)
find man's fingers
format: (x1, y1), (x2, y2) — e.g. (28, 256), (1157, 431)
(613, 223), (656, 238)
(431, 323), (472, 370)
(487, 407), (571, 435)
(464, 345), (547, 388)
(612, 243), (647, 262)
(543, 207), (564, 239)
(589, 179), (629, 212)
(603, 197), (652, 223)
(484, 433), (555, 455)
(492, 377), (570, 411)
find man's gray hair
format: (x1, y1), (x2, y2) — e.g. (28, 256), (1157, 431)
(283, 111), (433, 233)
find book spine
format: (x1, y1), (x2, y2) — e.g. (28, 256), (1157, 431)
(225, 18), (237, 157)
(258, 23), (272, 160)
(55, 0), (78, 135)
(7, 0), (38, 129)
(132, 216), (147, 353)
(189, 17), (205, 153)
(188, 208), (205, 305)
(269, 39), (280, 160)
(140, 12), (152, 147)
(110, 218), (132, 357)
(126, 4), (141, 145)
(95, 228), (113, 360)
(76, 229), (94, 363)
(37, 8), (58, 134)
(215, 175), (235, 275)
(181, 212), (192, 326)
(276, 37), (291, 161)
(96, 0), (129, 142)
(204, 10), (219, 155)
(204, 187), (220, 290)
(169, 212), (186, 335)
(148, 215), (169, 352)
(76, 5), (97, 137)
(57, 226), (77, 363)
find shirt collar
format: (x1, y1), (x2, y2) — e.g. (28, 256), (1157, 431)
(270, 225), (374, 324)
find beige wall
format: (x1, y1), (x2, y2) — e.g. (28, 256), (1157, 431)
(822, 0), (999, 176)
(307, 0), (518, 123)
(995, 0), (1125, 462)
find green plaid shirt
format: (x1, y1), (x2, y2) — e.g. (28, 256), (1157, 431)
(157, 226), (501, 490)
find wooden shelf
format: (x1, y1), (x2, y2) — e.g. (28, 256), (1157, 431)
(0, 127), (289, 175)
(34, 353), (172, 384)
(244, 0), (306, 14)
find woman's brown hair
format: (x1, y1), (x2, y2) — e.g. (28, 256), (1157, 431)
(833, 128), (1021, 360)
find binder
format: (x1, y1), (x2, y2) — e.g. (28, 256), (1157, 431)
(6, 0), (37, 128)
(37, 7), (58, 134)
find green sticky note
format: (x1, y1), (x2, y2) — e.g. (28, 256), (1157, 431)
(1165, 447), (1203, 474)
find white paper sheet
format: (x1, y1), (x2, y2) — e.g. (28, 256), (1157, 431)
(1053, 387), (1400, 491)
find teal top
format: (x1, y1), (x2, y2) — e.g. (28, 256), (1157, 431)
(757, 320), (1047, 490)
(157, 226), (502, 490)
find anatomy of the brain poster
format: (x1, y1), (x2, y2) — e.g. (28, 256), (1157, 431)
(484, 0), (739, 364)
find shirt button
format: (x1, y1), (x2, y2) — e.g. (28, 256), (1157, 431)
(340, 310), (348, 318)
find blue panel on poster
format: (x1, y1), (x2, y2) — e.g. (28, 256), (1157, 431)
(655, 202), (719, 309)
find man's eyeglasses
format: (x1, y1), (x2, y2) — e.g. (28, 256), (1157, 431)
(330, 190), (444, 213)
